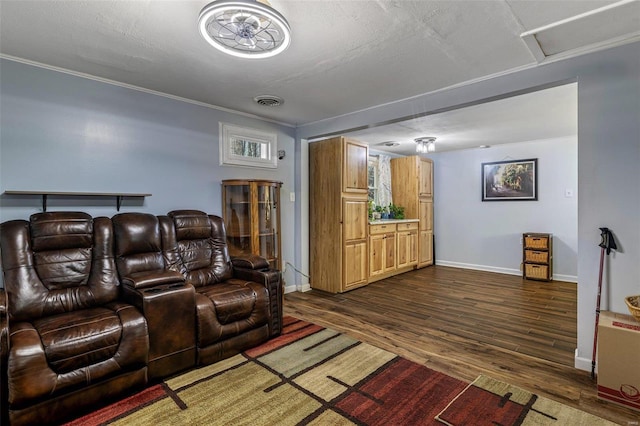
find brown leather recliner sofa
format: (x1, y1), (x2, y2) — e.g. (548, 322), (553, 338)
(0, 210), (282, 425)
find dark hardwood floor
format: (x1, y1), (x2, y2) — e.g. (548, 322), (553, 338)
(284, 265), (639, 425)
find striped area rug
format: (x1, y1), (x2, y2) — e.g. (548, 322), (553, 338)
(64, 317), (615, 425)
(436, 375), (618, 426)
(66, 316), (465, 425)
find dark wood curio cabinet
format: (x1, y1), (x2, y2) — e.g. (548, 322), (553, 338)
(222, 179), (282, 270)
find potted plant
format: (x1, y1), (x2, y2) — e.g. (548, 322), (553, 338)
(375, 204), (389, 219)
(388, 204), (405, 219)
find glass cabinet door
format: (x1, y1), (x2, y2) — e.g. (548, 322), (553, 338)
(222, 179), (282, 270)
(257, 184), (280, 268)
(223, 184), (253, 257)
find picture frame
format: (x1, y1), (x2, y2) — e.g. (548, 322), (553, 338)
(219, 122), (278, 169)
(482, 158), (538, 201)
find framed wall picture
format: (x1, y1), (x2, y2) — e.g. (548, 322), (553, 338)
(482, 158), (538, 201)
(219, 122), (278, 168)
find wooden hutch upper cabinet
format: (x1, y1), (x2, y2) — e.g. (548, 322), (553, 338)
(310, 137), (369, 293)
(343, 139), (369, 193)
(391, 156), (434, 268)
(221, 179), (282, 270)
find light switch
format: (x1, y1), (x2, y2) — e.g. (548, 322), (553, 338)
(290, 192), (296, 202)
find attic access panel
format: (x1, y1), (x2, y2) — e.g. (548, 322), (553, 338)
(521, 0), (640, 62)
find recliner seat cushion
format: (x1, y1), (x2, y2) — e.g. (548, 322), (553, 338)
(8, 302), (148, 407)
(32, 307), (122, 373)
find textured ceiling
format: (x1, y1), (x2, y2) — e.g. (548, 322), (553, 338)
(0, 0), (637, 150)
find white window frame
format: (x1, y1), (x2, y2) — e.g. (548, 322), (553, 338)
(219, 122), (278, 169)
(368, 156), (378, 202)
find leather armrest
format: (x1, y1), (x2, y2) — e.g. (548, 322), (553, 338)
(231, 254), (269, 270)
(0, 288), (6, 318)
(0, 288), (7, 426)
(122, 270), (184, 289)
(233, 268), (283, 337)
(1, 288), (7, 358)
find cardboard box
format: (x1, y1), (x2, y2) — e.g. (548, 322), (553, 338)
(597, 310), (640, 412)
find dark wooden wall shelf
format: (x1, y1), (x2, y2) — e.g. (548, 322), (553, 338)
(3, 191), (152, 211)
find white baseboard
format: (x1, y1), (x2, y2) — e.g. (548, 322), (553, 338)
(574, 349), (593, 372)
(553, 273), (578, 283)
(436, 260), (522, 276)
(436, 260), (578, 283)
(284, 282), (311, 294)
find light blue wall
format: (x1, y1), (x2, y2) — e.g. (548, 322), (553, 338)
(0, 58), (298, 286)
(298, 41), (640, 370)
(432, 136), (578, 281)
(2, 39), (639, 370)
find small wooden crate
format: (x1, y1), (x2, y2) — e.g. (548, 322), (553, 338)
(524, 250), (548, 264)
(525, 264), (550, 281)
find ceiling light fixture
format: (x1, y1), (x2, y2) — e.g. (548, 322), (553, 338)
(198, 0), (291, 59)
(415, 137), (436, 154)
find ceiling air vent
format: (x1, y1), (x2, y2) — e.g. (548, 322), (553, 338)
(254, 95), (284, 107)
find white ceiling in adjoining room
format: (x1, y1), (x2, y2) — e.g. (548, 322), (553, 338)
(341, 82), (578, 155)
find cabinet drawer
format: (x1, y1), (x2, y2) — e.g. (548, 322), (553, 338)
(397, 222), (418, 231)
(524, 250), (549, 264)
(524, 236), (549, 250)
(525, 264), (549, 280)
(370, 224), (396, 234)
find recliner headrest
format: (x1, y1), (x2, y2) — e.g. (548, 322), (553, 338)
(168, 210), (212, 240)
(112, 213), (162, 256)
(29, 212), (93, 251)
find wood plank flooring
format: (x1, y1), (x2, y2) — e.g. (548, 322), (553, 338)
(284, 265), (639, 425)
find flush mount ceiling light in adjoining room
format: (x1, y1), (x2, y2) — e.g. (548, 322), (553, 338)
(415, 137), (436, 154)
(198, 0), (291, 59)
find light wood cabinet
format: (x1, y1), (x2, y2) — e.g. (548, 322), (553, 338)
(368, 220), (418, 282)
(343, 140), (369, 194)
(391, 156), (434, 268)
(397, 227), (418, 269)
(369, 224), (396, 277)
(419, 231), (433, 266)
(344, 240), (368, 289)
(310, 137), (369, 293)
(343, 197), (369, 289)
(419, 160), (433, 198)
(221, 179), (282, 270)
(418, 199), (433, 266)
(343, 198), (368, 241)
